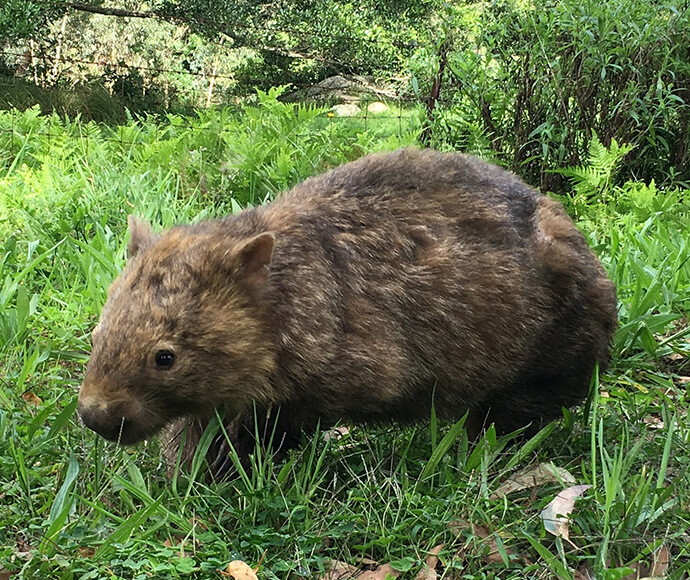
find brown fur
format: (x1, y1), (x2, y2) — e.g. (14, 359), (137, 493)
(78, 148), (618, 479)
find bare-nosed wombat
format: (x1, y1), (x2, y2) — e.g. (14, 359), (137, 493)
(78, 148), (618, 479)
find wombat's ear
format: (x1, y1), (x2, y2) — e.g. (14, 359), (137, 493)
(127, 215), (155, 258)
(235, 232), (275, 288)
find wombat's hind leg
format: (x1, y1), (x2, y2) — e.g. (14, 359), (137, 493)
(470, 372), (594, 437)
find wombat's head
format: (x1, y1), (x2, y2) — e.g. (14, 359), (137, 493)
(78, 216), (276, 445)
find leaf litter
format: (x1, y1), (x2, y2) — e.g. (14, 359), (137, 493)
(491, 463), (577, 499)
(541, 484), (592, 548)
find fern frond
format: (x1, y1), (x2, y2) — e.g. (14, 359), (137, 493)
(554, 131), (634, 201)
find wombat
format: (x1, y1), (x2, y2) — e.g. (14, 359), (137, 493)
(78, 148), (618, 479)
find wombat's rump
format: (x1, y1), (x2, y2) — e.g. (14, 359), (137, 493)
(78, 148), (618, 479)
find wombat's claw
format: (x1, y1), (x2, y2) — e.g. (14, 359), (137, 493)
(208, 437), (234, 481)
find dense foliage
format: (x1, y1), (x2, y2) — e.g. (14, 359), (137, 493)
(0, 0), (63, 43)
(2, 0), (688, 190)
(415, 0), (690, 189)
(1, 0), (439, 86)
(158, 0), (439, 81)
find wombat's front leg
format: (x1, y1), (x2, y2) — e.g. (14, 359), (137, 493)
(162, 407), (307, 481)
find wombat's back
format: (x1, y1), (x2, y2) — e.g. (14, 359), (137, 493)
(253, 149), (617, 431)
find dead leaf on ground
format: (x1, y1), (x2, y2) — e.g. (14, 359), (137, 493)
(77, 546), (96, 558)
(619, 562), (648, 580)
(615, 543), (670, 580)
(321, 560), (361, 580)
(0, 570), (19, 580)
(21, 392), (42, 406)
(221, 560), (259, 580)
(163, 533), (200, 557)
(648, 543), (671, 578)
(414, 563), (436, 580)
(358, 563), (400, 580)
(424, 544), (444, 569)
(448, 519), (516, 565)
(678, 376), (690, 384)
(541, 484), (592, 548)
(414, 544), (444, 580)
(355, 557), (378, 567)
(643, 415), (665, 429)
(490, 463), (576, 499)
(320, 558), (400, 580)
(14, 535), (32, 560)
(574, 563), (594, 580)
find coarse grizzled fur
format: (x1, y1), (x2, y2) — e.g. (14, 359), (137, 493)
(77, 148), (618, 479)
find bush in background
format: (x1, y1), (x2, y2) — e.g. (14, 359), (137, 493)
(419, 0), (689, 190)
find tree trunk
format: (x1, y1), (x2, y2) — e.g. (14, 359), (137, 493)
(51, 14), (69, 86)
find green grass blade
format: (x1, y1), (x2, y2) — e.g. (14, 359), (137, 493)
(420, 415), (467, 480)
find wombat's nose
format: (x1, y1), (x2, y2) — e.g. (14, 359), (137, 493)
(78, 400), (129, 442)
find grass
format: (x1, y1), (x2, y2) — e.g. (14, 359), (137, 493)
(0, 100), (689, 579)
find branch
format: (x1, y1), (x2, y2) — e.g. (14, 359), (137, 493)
(61, 1), (157, 19)
(59, 2), (338, 66)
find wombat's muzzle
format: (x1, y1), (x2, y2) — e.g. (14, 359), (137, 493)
(78, 399), (147, 445)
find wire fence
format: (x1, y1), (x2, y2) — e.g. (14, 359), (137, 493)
(0, 48), (420, 103)
(0, 101), (425, 160)
(0, 0), (451, 159)
(0, 108), (423, 155)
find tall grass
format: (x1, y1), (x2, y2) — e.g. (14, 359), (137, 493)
(0, 103), (688, 579)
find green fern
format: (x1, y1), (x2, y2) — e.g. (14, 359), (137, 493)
(557, 132), (634, 202)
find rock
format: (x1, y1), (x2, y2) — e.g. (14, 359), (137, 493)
(331, 103), (361, 117)
(367, 101), (389, 114)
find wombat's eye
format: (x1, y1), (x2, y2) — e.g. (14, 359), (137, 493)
(155, 350), (175, 369)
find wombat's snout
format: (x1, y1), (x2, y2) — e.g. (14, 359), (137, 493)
(78, 397), (146, 445)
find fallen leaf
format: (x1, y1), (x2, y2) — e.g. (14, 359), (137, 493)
(616, 543), (670, 580)
(221, 560), (259, 580)
(413, 563), (436, 580)
(414, 544), (444, 580)
(448, 518), (477, 538)
(665, 353), (684, 361)
(620, 562), (647, 580)
(574, 563), (594, 580)
(448, 520), (516, 565)
(21, 392), (42, 406)
(321, 560), (360, 580)
(0, 570), (19, 580)
(354, 557), (378, 567)
(358, 563), (399, 580)
(77, 546), (96, 558)
(424, 544), (444, 568)
(163, 533), (200, 557)
(643, 415), (665, 429)
(541, 485), (592, 548)
(491, 463), (576, 499)
(649, 543), (671, 577)
(14, 535), (31, 560)
(678, 376), (690, 384)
